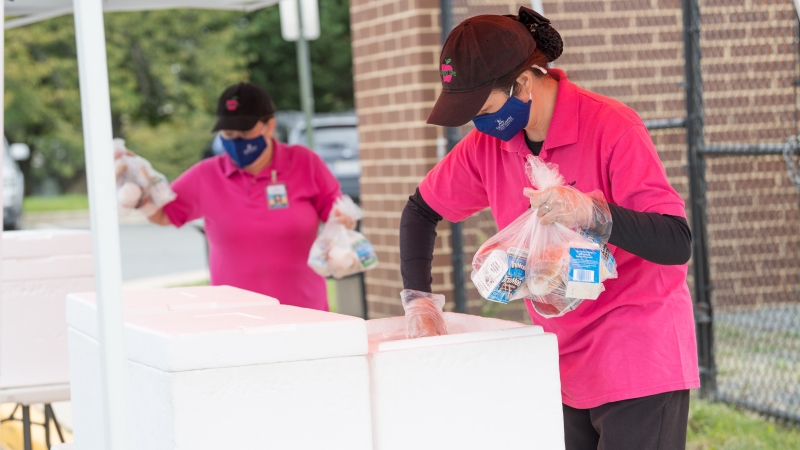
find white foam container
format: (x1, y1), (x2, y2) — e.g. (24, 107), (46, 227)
(67, 286), (373, 450)
(51, 444), (74, 450)
(1, 230), (94, 394)
(2, 229), (93, 259)
(367, 313), (565, 450)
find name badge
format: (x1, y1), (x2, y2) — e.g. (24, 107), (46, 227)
(266, 183), (289, 210)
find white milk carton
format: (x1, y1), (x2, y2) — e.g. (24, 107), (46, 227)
(367, 313), (565, 450)
(1, 230), (94, 404)
(67, 287), (372, 450)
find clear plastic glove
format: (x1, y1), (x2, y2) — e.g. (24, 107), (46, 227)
(523, 187), (612, 243)
(401, 289), (448, 339)
(113, 138), (176, 216)
(525, 186), (592, 227)
(332, 206), (357, 230)
(330, 196), (361, 230)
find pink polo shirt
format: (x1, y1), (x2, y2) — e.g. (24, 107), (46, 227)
(420, 69), (699, 409)
(163, 140), (341, 311)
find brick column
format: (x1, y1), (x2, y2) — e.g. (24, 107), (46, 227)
(349, 0), (453, 318)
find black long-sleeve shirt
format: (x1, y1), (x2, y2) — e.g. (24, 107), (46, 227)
(400, 137), (692, 293)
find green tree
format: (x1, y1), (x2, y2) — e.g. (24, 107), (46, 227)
(241, 0), (354, 113)
(5, 10), (248, 191)
(5, 15), (84, 193)
(4, 2), (355, 193)
(105, 10), (249, 182)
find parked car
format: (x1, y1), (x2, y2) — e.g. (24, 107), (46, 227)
(276, 111), (360, 201)
(3, 138), (29, 230)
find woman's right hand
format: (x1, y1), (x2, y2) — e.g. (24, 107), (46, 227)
(141, 199), (171, 226)
(401, 289), (448, 339)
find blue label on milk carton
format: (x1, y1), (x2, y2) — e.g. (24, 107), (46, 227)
(353, 237), (378, 268)
(566, 247), (603, 300)
(568, 247), (600, 283)
(579, 228), (616, 277)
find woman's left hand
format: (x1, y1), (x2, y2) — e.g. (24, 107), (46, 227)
(332, 206), (357, 230)
(523, 186), (594, 228)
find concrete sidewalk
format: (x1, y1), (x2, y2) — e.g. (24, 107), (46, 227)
(19, 210), (209, 283)
(21, 210), (148, 230)
(122, 269), (209, 289)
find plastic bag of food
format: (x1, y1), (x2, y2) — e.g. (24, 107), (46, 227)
(113, 139), (176, 216)
(401, 289), (447, 338)
(308, 196), (378, 279)
(471, 155), (617, 318)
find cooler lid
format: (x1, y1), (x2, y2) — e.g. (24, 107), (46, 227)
(123, 304), (368, 372)
(66, 286), (280, 340)
(366, 312), (544, 353)
(2, 230), (92, 259)
(3, 254), (94, 282)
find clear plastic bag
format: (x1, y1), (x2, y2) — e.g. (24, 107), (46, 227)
(471, 155), (618, 318)
(308, 196), (379, 279)
(113, 139), (176, 216)
(401, 289), (447, 338)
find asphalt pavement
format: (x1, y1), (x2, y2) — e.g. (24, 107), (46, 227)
(21, 211), (208, 283)
(118, 222), (208, 281)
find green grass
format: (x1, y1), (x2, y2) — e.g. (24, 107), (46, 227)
(169, 279), (210, 288)
(327, 278), (338, 313)
(23, 194), (89, 212)
(688, 399), (800, 449)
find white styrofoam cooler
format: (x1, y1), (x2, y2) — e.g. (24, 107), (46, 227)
(67, 286), (373, 450)
(1, 230), (94, 401)
(367, 313), (565, 450)
(51, 444), (73, 450)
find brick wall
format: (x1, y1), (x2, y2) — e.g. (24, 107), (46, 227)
(349, 0), (451, 318)
(699, 0), (799, 308)
(350, 0), (799, 318)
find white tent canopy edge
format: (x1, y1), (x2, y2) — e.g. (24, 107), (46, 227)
(5, 0), (278, 29)
(3, 0), (277, 448)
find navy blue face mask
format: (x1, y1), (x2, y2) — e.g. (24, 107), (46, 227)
(220, 134), (268, 168)
(472, 86), (532, 142)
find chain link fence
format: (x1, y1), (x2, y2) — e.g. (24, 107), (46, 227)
(698, 0), (800, 422)
(440, 0), (800, 423)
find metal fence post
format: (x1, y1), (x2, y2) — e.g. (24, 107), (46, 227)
(682, 0), (716, 398)
(439, 0), (467, 313)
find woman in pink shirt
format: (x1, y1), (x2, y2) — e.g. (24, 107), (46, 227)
(400, 8), (699, 449)
(143, 83), (349, 311)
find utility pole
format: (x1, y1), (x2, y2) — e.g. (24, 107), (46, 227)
(295, 0), (315, 150)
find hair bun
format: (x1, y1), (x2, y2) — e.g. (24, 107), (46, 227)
(534, 24), (563, 63)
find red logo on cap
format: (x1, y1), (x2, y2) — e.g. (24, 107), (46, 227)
(226, 98), (239, 111)
(440, 59), (456, 82)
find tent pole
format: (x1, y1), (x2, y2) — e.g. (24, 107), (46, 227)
(1, 0), (4, 283)
(72, 0), (130, 448)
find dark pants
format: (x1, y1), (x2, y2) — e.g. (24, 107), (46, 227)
(563, 390), (690, 450)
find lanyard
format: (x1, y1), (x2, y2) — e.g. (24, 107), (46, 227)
(266, 169), (289, 210)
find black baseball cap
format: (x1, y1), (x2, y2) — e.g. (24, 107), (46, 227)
(427, 14), (538, 127)
(212, 82), (276, 131)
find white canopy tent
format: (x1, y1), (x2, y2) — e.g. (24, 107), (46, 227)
(5, 0), (277, 29)
(2, 1), (278, 447)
